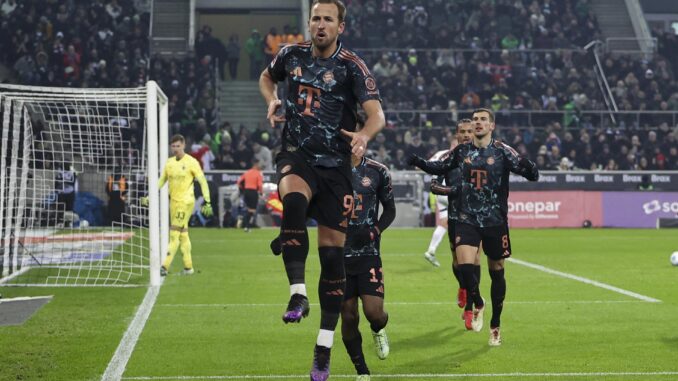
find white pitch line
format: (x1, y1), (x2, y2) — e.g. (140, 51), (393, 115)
(156, 300), (641, 308)
(0, 295), (53, 304)
(508, 258), (661, 303)
(102, 285), (161, 381)
(122, 371), (678, 380)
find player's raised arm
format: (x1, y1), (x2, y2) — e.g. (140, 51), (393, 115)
(407, 146), (460, 176)
(501, 142), (539, 181)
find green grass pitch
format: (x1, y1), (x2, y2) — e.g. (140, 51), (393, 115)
(1, 228), (677, 381)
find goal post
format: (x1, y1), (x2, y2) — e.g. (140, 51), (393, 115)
(0, 81), (168, 287)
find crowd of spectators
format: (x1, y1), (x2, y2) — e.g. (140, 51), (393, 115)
(1, 0), (149, 88)
(1, 0), (677, 172)
(0, 0), (220, 171)
(335, 0), (678, 117)
(197, 118), (678, 172)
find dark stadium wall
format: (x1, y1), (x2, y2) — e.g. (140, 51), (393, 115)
(197, 12), (301, 80)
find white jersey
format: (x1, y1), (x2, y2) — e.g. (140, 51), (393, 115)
(429, 149), (451, 213)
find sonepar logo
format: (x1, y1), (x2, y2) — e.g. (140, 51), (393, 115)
(642, 200), (678, 215)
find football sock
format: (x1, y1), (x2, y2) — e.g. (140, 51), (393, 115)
(490, 268), (506, 328)
(180, 232), (192, 269)
(474, 264), (481, 285)
(452, 262), (464, 288)
(318, 246), (346, 338)
(162, 230), (181, 270)
(290, 283), (307, 297)
(343, 334), (370, 375)
(428, 225), (446, 253)
(243, 210), (252, 229)
(280, 193), (309, 285)
(460, 263), (483, 310)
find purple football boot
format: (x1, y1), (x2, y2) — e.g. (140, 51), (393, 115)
(310, 345), (331, 381)
(282, 293), (310, 323)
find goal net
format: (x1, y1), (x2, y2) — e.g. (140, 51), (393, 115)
(0, 82), (168, 287)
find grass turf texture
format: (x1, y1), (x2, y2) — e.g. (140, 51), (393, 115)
(2, 228), (677, 381)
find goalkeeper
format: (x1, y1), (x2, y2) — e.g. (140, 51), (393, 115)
(143, 134), (213, 276)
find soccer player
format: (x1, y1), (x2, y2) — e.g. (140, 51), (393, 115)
(258, 0), (385, 379)
(144, 134), (213, 276)
(341, 154), (395, 381)
(422, 149), (449, 268)
(407, 109), (539, 346)
(237, 159), (263, 232)
(427, 119), (481, 309)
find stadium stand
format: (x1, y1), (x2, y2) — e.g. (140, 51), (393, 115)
(1, 0), (675, 171)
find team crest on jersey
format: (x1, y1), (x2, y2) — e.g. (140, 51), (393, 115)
(486, 157), (495, 165)
(361, 176), (371, 187)
(323, 70), (334, 84)
(365, 77), (377, 91)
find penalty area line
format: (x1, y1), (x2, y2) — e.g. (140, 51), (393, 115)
(508, 258), (661, 303)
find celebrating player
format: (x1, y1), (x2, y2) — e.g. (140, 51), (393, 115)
(258, 0), (385, 379)
(146, 134), (213, 276)
(426, 119), (481, 309)
(407, 109), (539, 346)
(341, 153), (395, 381)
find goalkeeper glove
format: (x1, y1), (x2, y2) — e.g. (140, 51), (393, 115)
(140, 196), (149, 207)
(201, 202), (213, 217)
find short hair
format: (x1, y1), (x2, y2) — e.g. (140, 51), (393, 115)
(472, 108), (495, 123)
(311, 0), (346, 22)
(170, 134), (185, 144)
(457, 118), (472, 131)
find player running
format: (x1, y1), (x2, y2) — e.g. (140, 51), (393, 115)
(259, 0), (385, 379)
(426, 119), (481, 309)
(144, 134), (213, 276)
(341, 154), (395, 381)
(407, 109), (539, 346)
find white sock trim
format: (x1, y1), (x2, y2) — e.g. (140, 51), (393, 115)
(290, 283), (307, 296)
(316, 329), (334, 348)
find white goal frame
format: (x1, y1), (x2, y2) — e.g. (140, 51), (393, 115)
(0, 81), (168, 287)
